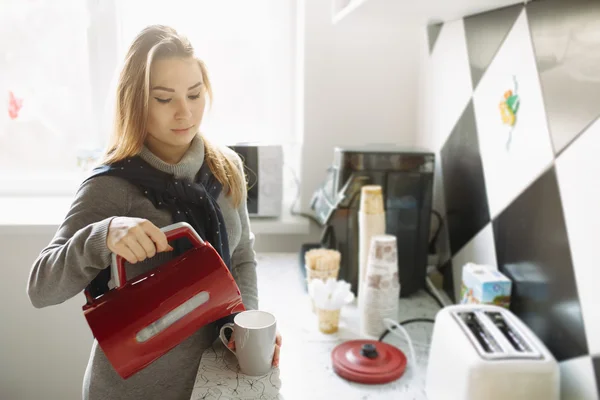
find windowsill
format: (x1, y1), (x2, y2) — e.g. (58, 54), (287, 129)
(0, 196), (310, 236)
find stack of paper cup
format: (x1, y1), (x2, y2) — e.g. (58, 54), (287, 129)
(360, 234), (400, 338)
(358, 186), (386, 305)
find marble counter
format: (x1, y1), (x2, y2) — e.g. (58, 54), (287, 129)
(254, 253), (442, 400)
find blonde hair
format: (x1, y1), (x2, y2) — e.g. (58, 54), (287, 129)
(101, 25), (245, 207)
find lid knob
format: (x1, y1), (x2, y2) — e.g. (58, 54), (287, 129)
(360, 343), (379, 359)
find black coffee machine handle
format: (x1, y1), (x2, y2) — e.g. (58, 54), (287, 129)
(319, 225), (336, 249)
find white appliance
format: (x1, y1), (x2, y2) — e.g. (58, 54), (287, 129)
(228, 143), (283, 217)
(425, 304), (559, 400)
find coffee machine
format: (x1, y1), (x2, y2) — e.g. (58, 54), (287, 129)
(310, 145), (434, 297)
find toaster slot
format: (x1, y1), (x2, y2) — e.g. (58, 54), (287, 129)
(485, 311), (530, 352)
(458, 312), (501, 354)
(453, 307), (545, 360)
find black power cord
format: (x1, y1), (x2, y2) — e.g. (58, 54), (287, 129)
(378, 318), (436, 342)
(428, 209), (444, 255)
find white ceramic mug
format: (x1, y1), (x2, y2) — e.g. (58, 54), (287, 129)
(219, 310), (277, 376)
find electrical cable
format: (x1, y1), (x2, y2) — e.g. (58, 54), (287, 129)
(424, 283), (446, 309)
(377, 283), (445, 343)
(428, 209), (444, 255)
(378, 318), (436, 342)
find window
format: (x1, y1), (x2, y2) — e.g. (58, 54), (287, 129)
(0, 0), (296, 196)
(0, 0), (96, 195)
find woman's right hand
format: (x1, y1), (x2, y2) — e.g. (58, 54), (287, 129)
(107, 217), (173, 264)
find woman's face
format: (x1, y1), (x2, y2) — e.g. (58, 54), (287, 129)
(145, 57), (206, 160)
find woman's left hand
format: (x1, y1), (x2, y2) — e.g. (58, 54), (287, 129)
(227, 331), (283, 368)
(272, 332), (282, 367)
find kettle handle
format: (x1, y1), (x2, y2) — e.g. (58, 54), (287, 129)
(111, 222), (205, 289)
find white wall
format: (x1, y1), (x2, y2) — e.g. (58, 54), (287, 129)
(298, 0), (424, 211)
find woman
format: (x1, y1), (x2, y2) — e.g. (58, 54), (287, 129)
(27, 25), (281, 400)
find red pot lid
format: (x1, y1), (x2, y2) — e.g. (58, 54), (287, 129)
(331, 340), (407, 384)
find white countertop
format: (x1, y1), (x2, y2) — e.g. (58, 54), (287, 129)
(254, 253), (441, 400)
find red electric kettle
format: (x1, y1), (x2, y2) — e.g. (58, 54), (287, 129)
(82, 222), (246, 379)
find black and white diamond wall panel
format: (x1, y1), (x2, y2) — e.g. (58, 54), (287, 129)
(427, 22), (443, 54)
(595, 357), (600, 398)
(473, 9), (554, 219)
(527, 0), (600, 155)
(464, 4), (523, 90)
(493, 166), (587, 362)
(440, 100), (490, 256)
(450, 223), (497, 303)
(422, 2), (600, 397)
(555, 117), (600, 357)
(428, 20), (473, 153)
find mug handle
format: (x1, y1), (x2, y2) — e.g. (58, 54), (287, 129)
(219, 323), (236, 355)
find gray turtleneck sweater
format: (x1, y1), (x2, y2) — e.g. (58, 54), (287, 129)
(27, 135), (259, 400)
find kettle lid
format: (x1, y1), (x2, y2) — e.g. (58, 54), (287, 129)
(331, 340), (407, 384)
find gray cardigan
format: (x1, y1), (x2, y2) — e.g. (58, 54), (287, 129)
(27, 135), (259, 400)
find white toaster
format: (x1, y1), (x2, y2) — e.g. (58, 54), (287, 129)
(425, 304), (559, 400)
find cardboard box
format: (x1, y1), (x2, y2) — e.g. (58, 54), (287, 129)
(460, 263), (512, 308)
